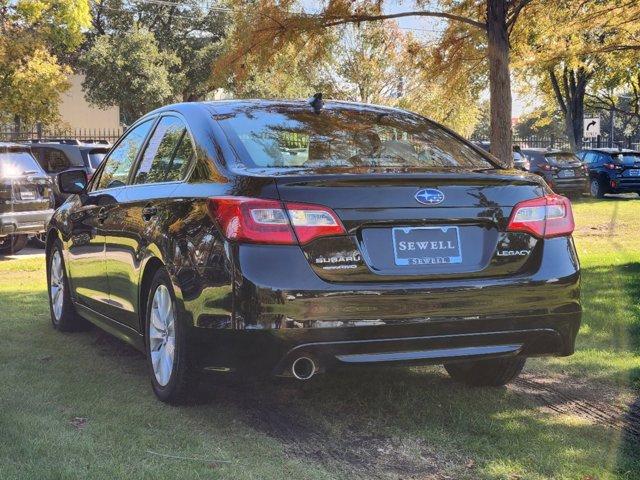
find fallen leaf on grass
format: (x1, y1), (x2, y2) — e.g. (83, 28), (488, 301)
(465, 459), (476, 469)
(70, 417), (88, 430)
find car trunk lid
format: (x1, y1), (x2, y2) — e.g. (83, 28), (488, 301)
(273, 170), (547, 282)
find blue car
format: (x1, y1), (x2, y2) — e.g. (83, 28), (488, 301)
(577, 148), (640, 198)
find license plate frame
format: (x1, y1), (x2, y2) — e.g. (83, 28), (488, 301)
(392, 226), (462, 266)
(18, 186), (37, 201)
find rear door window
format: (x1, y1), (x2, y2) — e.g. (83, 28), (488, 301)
(95, 120), (153, 190)
(87, 149), (108, 169)
(133, 116), (194, 184)
(611, 152), (640, 166)
(37, 148), (77, 173)
(0, 151), (43, 177)
(582, 152), (596, 164)
(545, 153), (580, 165)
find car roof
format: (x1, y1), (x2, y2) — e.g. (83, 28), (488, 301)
(139, 99), (504, 169)
(146, 98), (422, 119)
(580, 147), (640, 154)
(521, 148), (574, 155)
(28, 140), (110, 149)
(0, 142), (30, 152)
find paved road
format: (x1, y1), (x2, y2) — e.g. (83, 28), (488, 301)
(4, 247), (45, 260)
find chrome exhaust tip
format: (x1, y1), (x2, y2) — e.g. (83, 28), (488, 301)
(291, 356), (316, 380)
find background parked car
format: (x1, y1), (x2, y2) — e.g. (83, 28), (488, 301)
(576, 148), (640, 198)
(0, 143), (55, 255)
(26, 139), (110, 247)
(475, 141), (530, 171)
(522, 148), (588, 197)
(28, 139), (110, 204)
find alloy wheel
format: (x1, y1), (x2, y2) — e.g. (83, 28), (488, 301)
(50, 250), (64, 322)
(149, 284), (176, 387)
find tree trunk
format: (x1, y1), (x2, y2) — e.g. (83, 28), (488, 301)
(486, 0), (513, 167)
(548, 66), (589, 152)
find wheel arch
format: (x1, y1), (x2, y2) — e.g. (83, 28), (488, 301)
(138, 256), (165, 335)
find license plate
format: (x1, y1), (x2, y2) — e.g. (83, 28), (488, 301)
(557, 169), (574, 178)
(626, 169), (640, 177)
(392, 226), (462, 266)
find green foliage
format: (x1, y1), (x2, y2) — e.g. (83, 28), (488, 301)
(0, 0), (91, 127)
(511, 0), (640, 148)
(514, 110), (566, 138)
(81, 0), (228, 119)
(80, 28), (179, 125)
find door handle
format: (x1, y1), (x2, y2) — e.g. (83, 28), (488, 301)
(142, 205), (157, 221)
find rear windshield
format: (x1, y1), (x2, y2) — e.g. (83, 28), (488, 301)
(87, 149), (108, 169)
(545, 152), (580, 165)
(0, 151), (43, 177)
(216, 105), (495, 170)
(610, 152), (640, 165)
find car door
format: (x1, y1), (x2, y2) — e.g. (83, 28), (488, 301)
(66, 120), (154, 314)
(101, 115), (196, 330)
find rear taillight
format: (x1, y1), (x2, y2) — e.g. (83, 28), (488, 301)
(207, 197), (346, 245)
(285, 202), (345, 244)
(507, 194), (574, 238)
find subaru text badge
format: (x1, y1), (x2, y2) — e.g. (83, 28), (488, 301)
(415, 188), (445, 205)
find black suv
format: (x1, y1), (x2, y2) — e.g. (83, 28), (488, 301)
(46, 100), (580, 404)
(28, 139), (110, 205)
(577, 148), (640, 198)
(475, 141), (530, 171)
(522, 149), (588, 196)
(0, 143), (54, 254)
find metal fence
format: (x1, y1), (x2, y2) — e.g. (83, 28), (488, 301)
(472, 136), (640, 151)
(0, 126), (123, 143)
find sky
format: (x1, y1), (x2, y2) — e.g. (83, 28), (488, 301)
(301, 0), (530, 117)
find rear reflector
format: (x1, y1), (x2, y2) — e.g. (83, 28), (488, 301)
(507, 194), (574, 238)
(207, 197), (346, 245)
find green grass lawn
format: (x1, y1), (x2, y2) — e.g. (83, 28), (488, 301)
(1, 197), (639, 480)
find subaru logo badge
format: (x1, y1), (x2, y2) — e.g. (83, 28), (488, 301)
(415, 188), (445, 205)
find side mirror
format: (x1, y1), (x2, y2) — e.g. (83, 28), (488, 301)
(58, 169), (88, 195)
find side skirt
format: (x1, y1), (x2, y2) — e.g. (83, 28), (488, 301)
(75, 302), (145, 352)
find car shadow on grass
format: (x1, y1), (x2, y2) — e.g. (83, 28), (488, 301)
(72, 325), (640, 479)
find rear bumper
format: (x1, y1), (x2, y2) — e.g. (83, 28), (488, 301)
(188, 312), (580, 376)
(612, 177), (640, 192)
(0, 209), (54, 236)
(183, 236), (581, 375)
(550, 177), (589, 193)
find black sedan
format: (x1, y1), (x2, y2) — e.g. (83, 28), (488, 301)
(46, 99), (581, 404)
(577, 148), (640, 198)
(522, 149), (589, 196)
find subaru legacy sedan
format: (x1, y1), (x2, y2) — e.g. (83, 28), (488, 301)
(46, 99), (581, 404)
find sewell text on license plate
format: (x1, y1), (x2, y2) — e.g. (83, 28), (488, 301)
(392, 226), (462, 266)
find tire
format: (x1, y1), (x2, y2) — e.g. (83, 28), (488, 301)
(30, 233), (47, 249)
(590, 178), (606, 198)
(445, 357), (526, 387)
(145, 268), (199, 404)
(47, 240), (86, 331)
(0, 234), (28, 255)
